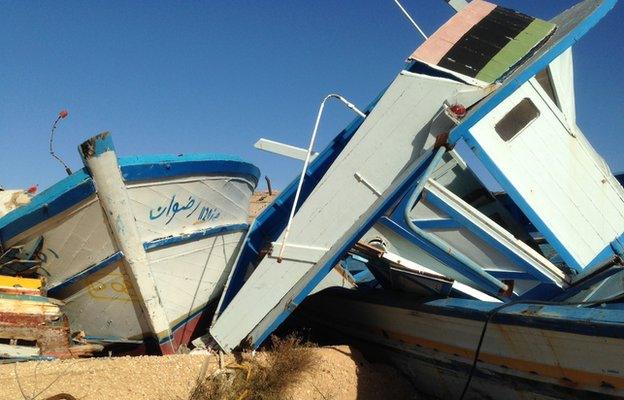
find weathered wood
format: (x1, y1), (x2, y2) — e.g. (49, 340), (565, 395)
(79, 132), (173, 352)
(0, 343), (39, 358)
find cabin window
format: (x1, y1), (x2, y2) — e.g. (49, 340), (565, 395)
(495, 98), (540, 142)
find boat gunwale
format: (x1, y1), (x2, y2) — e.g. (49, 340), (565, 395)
(0, 154), (260, 244)
(310, 287), (624, 339)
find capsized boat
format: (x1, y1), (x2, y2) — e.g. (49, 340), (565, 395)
(0, 132), (260, 354)
(207, 0), (624, 398)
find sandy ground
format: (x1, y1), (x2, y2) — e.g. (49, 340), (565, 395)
(247, 191), (278, 223)
(0, 345), (417, 400)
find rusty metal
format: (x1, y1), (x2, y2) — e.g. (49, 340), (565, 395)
(353, 242), (454, 283)
(265, 176), (272, 196)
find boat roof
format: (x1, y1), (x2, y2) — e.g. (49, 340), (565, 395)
(410, 0), (557, 84)
(449, 0), (617, 144)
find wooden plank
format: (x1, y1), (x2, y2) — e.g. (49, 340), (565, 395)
(0, 343), (40, 358)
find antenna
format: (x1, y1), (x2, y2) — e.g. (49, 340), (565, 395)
(49, 110), (72, 176)
(392, 0), (428, 41)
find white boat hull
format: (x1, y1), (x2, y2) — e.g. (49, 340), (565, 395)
(0, 135), (259, 353)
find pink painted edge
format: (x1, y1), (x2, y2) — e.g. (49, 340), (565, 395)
(409, 0), (497, 64)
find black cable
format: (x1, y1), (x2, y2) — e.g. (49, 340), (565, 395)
(49, 114), (73, 176)
(458, 293), (624, 400)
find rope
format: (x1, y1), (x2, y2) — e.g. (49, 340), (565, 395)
(458, 293), (624, 399)
(176, 237), (218, 352)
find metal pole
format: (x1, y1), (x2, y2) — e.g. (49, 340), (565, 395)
(277, 94), (366, 262)
(79, 132), (174, 353)
(393, 0), (428, 41)
(265, 176), (273, 196)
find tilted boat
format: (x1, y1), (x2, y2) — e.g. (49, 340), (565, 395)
(0, 132), (260, 354)
(206, 0), (624, 398)
(303, 285), (624, 400)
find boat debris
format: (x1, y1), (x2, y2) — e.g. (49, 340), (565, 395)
(206, 0), (624, 398)
(0, 276), (101, 361)
(0, 1), (622, 399)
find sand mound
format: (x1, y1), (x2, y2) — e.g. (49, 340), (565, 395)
(0, 345), (415, 400)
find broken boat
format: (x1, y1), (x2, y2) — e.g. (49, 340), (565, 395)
(206, 0), (624, 399)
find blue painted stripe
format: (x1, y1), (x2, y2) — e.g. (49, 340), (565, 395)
(412, 218), (461, 230)
(252, 150), (441, 348)
(48, 251), (124, 298)
(422, 298), (624, 339)
(0, 154), (260, 246)
(119, 155), (260, 185)
(89, 132), (115, 156)
(486, 270), (535, 281)
(446, 0), (617, 272)
(610, 234), (624, 257)
(143, 223), (248, 251)
(0, 170), (96, 245)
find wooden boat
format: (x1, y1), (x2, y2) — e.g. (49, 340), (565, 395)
(302, 286), (624, 400)
(211, 0), (623, 350)
(206, 0), (624, 398)
(0, 132), (260, 354)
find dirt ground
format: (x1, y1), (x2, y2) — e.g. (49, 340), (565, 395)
(0, 345), (417, 400)
(247, 191), (278, 223)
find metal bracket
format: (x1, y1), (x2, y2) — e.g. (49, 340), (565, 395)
(269, 242), (329, 264)
(354, 172), (382, 196)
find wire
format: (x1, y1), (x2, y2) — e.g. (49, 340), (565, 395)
(49, 115), (72, 176)
(177, 236), (218, 351)
(458, 293), (624, 400)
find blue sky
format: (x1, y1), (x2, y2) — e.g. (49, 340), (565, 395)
(1, 0), (622, 191)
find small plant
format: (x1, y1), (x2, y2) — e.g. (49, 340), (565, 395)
(190, 335), (315, 400)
